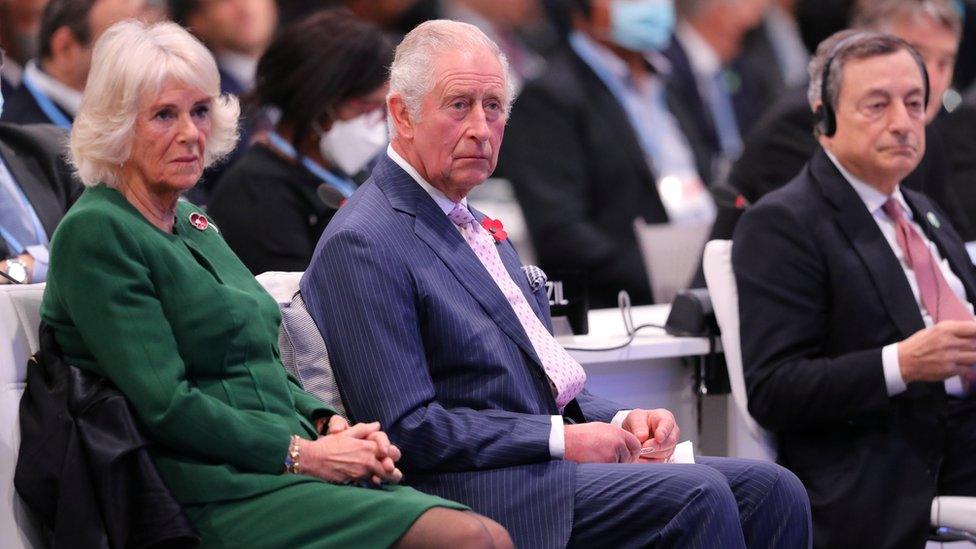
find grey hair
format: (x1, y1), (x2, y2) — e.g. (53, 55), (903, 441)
(70, 19), (239, 188)
(387, 19), (516, 138)
(807, 30), (927, 136)
(853, 0), (962, 38)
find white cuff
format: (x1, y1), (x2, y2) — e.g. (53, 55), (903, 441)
(611, 409), (632, 428)
(945, 373), (966, 397)
(24, 245), (49, 283)
(882, 343), (907, 396)
(549, 415), (565, 459)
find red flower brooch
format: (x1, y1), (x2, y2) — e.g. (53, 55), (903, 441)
(481, 217), (508, 243)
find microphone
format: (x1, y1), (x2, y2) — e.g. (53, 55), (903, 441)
(521, 265), (547, 292)
(317, 184), (347, 210)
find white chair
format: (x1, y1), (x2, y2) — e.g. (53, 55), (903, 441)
(633, 218), (711, 304)
(702, 239), (976, 546)
(0, 284), (48, 549)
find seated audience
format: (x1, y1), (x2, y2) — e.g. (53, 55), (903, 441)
(208, 10), (390, 275)
(719, 0), (973, 240)
(41, 19), (511, 548)
(664, 0), (772, 172)
(734, 30), (976, 548)
(0, 66), (81, 284)
(499, 0), (713, 307)
(303, 18), (812, 548)
(0, 0), (144, 127)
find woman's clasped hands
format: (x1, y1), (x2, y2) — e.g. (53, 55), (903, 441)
(297, 416), (404, 486)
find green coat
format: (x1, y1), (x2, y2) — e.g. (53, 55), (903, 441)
(41, 186), (463, 547)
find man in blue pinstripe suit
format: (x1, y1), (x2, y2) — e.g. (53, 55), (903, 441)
(303, 17), (811, 549)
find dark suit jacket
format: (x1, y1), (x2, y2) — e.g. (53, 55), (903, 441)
(719, 88), (974, 240)
(302, 154), (624, 549)
(733, 148), (976, 548)
(0, 122), (80, 258)
(498, 45), (711, 308)
(0, 82), (72, 126)
(663, 36), (773, 168)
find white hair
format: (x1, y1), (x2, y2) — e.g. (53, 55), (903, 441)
(387, 19), (516, 138)
(70, 19), (240, 188)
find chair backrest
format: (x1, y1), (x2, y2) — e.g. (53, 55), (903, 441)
(255, 272), (346, 417)
(634, 219), (711, 304)
(701, 240), (777, 461)
(0, 284), (47, 548)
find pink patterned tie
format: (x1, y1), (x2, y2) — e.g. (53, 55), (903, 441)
(449, 203), (586, 409)
(883, 199), (975, 393)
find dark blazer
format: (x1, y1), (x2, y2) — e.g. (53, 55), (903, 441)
(0, 122), (80, 258)
(498, 45), (711, 308)
(302, 154), (624, 549)
(16, 323), (199, 549)
(663, 36), (773, 168)
(208, 145), (338, 274)
(733, 148), (976, 548)
(719, 88), (974, 240)
(0, 83), (72, 126)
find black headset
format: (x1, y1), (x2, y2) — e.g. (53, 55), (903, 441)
(814, 33), (931, 137)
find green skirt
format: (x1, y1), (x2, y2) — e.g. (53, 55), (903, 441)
(183, 478), (468, 548)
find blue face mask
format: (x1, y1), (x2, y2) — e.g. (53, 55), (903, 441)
(609, 0), (676, 53)
(0, 82), (4, 119)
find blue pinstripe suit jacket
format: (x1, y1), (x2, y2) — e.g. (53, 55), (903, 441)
(302, 155), (624, 547)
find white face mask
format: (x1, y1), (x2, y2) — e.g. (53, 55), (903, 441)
(318, 111), (388, 176)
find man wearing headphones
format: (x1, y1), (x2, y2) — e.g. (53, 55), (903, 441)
(733, 30), (976, 549)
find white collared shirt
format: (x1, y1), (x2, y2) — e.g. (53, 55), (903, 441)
(216, 51), (258, 91)
(24, 59), (81, 116)
(825, 150), (969, 395)
(385, 146), (632, 457)
(674, 22), (722, 92)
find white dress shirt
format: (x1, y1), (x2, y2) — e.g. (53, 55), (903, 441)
(826, 151), (969, 396)
(387, 146), (632, 458)
(24, 60), (81, 116)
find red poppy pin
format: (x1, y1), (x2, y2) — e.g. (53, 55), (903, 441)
(481, 217), (508, 243)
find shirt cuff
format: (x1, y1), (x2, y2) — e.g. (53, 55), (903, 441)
(882, 343), (907, 396)
(611, 409), (632, 428)
(945, 374), (966, 397)
(549, 415), (565, 459)
(24, 245), (49, 282)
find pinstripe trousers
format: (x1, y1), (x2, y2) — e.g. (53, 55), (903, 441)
(567, 457), (812, 548)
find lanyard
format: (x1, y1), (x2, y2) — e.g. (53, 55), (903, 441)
(19, 73), (72, 129)
(267, 131), (356, 199)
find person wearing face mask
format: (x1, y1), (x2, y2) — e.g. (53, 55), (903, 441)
(0, 50), (81, 285)
(208, 10), (391, 275)
(498, 0), (715, 308)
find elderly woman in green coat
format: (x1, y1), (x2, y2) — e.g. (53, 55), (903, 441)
(40, 19), (512, 549)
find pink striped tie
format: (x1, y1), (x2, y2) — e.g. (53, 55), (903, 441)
(449, 203), (586, 409)
(883, 198), (975, 393)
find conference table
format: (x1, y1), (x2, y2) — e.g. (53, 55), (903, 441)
(561, 304), (728, 455)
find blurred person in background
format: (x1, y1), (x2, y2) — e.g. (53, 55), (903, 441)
(0, 0), (48, 87)
(209, 10), (391, 274)
(169, 0), (276, 95)
(42, 19), (510, 548)
(441, 0), (551, 91)
(499, 0), (714, 308)
(740, 0), (809, 93)
(0, 51), (81, 285)
(665, 0), (772, 178)
(0, 0), (145, 127)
